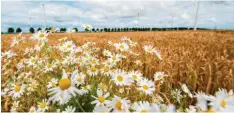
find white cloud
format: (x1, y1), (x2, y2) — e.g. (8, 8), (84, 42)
(1, 1), (234, 32)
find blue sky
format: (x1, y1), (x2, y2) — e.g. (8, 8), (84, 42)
(1, 1), (234, 32)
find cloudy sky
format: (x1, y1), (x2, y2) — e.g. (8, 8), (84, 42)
(1, 1), (234, 32)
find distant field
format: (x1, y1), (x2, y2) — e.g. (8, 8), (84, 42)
(2, 30), (234, 92)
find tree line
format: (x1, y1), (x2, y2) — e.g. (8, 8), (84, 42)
(4, 27), (209, 34)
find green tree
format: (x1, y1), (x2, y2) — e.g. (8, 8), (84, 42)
(73, 28), (78, 32)
(45, 28), (49, 31)
(117, 28), (120, 32)
(29, 27), (35, 33)
(16, 28), (22, 33)
(8, 28), (14, 33)
(96, 28), (99, 32)
(60, 28), (63, 32)
(37, 28), (42, 31)
(104, 28), (107, 32)
(92, 28), (95, 32)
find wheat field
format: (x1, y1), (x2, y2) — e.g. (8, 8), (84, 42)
(1, 30), (234, 112)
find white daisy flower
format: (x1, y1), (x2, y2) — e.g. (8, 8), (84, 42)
(29, 106), (37, 113)
(43, 62), (57, 72)
(102, 60), (116, 68)
(10, 101), (20, 112)
(137, 78), (155, 95)
(100, 65), (112, 76)
(108, 95), (131, 112)
(37, 99), (49, 112)
(34, 42), (45, 51)
(91, 89), (111, 107)
(93, 105), (110, 113)
(31, 30), (48, 42)
(102, 49), (112, 57)
(132, 101), (155, 112)
(72, 70), (86, 86)
(16, 62), (24, 70)
(47, 78), (58, 88)
(195, 91), (210, 111)
(1, 87), (10, 96)
(48, 70), (84, 104)
(143, 45), (155, 54)
(87, 65), (99, 76)
(27, 80), (38, 92)
(111, 69), (133, 86)
(26, 56), (39, 67)
(62, 106), (76, 113)
(9, 84), (25, 99)
(10, 32), (24, 47)
(134, 60), (143, 66)
(129, 41), (137, 47)
(114, 42), (129, 52)
(80, 85), (91, 94)
(128, 70), (142, 82)
(89, 58), (100, 66)
(62, 55), (76, 66)
(98, 83), (107, 91)
(154, 72), (166, 81)
(209, 88), (234, 112)
(2, 50), (16, 59)
(181, 84), (193, 98)
(165, 104), (176, 112)
(185, 105), (196, 113)
(153, 50), (163, 61)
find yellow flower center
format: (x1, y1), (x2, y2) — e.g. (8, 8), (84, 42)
(207, 108), (215, 112)
(98, 96), (105, 103)
(227, 93), (232, 98)
(77, 77), (82, 82)
(59, 78), (71, 90)
(90, 66), (96, 72)
(92, 60), (97, 64)
(39, 33), (44, 38)
(141, 109), (147, 113)
(142, 85), (149, 90)
(68, 58), (72, 62)
(147, 48), (152, 52)
(12, 104), (17, 109)
(30, 109), (35, 113)
(103, 66), (109, 72)
(14, 85), (21, 92)
(117, 75), (123, 82)
(99, 84), (105, 90)
(112, 56), (117, 61)
(157, 75), (162, 79)
(31, 84), (36, 88)
(52, 82), (57, 86)
(39, 102), (46, 108)
(220, 99), (227, 108)
(132, 75), (137, 79)
(119, 45), (124, 49)
(115, 101), (122, 111)
(31, 58), (36, 63)
(47, 63), (52, 68)
(67, 45), (71, 48)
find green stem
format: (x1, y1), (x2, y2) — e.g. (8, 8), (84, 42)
(75, 97), (85, 112)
